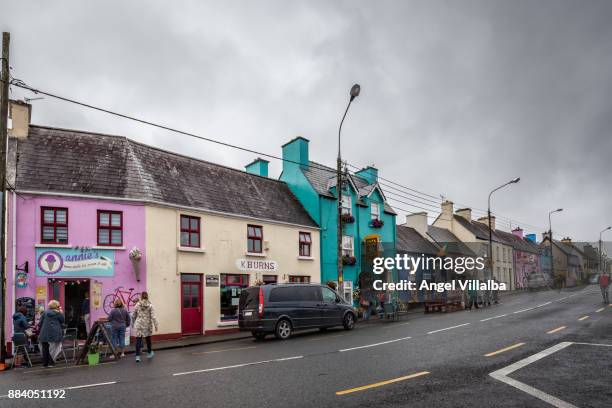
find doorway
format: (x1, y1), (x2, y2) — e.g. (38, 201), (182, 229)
(48, 279), (90, 339)
(181, 274), (203, 335)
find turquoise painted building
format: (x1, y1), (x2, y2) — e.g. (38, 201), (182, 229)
(279, 137), (397, 302)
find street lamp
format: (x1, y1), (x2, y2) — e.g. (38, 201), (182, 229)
(599, 226), (611, 276)
(487, 177), (520, 282)
(548, 208), (563, 285)
(337, 84), (360, 299)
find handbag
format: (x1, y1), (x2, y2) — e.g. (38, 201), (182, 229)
(24, 328), (33, 337)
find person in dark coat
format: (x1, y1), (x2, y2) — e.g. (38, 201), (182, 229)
(38, 300), (65, 367)
(108, 298), (131, 358)
(13, 307), (29, 334)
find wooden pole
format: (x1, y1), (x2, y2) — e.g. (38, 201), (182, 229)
(0, 31), (10, 364)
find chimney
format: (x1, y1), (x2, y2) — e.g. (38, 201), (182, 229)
(8, 100), (31, 139)
(477, 215), (496, 231)
(561, 237), (572, 244)
(441, 200), (454, 222)
(525, 233), (536, 243)
(281, 136), (309, 170)
(512, 227), (524, 238)
(355, 166), (378, 185)
(542, 231), (551, 242)
(405, 212), (428, 236)
(456, 207), (472, 221)
(245, 158), (269, 177)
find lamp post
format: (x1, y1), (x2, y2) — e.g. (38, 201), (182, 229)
(337, 84), (360, 299)
(548, 208), (563, 286)
(487, 177), (520, 282)
(599, 226), (611, 276)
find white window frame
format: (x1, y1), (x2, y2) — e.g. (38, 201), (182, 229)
(342, 235), (354, 257)
(342, 280), (353, 304)
(370, 202), (380, 220)
(341, 195), (352, 215)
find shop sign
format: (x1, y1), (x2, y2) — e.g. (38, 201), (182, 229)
(235, 259), (278, 272)
(16, 272), (28, 288)
(36, 247), (115, 277)
(205, 274), (219, 287)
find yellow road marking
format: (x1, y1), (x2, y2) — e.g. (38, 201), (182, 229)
(547, 326), (566, 334)
(484, 342), (525, 357)
(595, 308), (605, 313)
(192, 346), (256, 355)
(578, 316), (589, 321)
(336, 371), (430, 395)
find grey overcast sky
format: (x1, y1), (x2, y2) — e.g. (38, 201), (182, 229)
(2, 0), (612, 242)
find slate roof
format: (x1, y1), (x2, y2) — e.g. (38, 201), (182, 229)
(426, 225), (477, 257)
(495, 230), (541, 254)
(453, 215), (505, 242)
(12, 125), (318, 227)
(301, 161), (396, 214)
(396, 225), (439, 255)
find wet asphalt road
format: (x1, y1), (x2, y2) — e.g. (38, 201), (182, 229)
(1, 285), (610, 408)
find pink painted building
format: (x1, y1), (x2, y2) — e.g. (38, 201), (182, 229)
(4, 192), (146, 340)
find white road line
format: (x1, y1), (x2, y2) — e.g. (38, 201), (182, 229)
(480, 314), (507, 322)
(0, 381), (117, 398)
(489, 342), (576, 408)
(536, 301), (552, 307)
(513, 307), (535, 314)
(172, 356), (303, 376)
(338, 336), (412, 352)
(572, 342), (612, 347)
(427, 323), (470, 334)
(595, 307), (605, 313)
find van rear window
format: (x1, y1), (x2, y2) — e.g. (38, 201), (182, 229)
(269, 286), (320, 302)
(239, 288), (259, 310)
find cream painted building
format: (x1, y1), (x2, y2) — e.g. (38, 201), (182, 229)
(146, 204), (320, 337)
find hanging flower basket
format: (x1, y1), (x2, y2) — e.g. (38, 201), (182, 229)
(370, 219), (384, 228)
(326, 281), (337, 290)
(128, 247), (142, 282)
(341, 214), (355, 224)
(342, 255), (357, 266)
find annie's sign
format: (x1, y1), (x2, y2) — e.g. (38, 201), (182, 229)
(235, 258), (278, 272)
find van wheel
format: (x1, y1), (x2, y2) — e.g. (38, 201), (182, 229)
(319, 327), (328, 332)
(343, 313), (355, 330)
(275, 319), (292, 340)
(252, 332), (266, 341)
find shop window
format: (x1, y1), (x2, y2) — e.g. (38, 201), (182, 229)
(262, 275), (277, 284)
(97, 210), (123, 246)
(299, 232), (312, 257)
(371, 202), (380, 220)
(341, 195), (352, 215)
(342, 235), (354, 257)
(220, 273), (249, 320)
(247, 225), (263, 253)
(288, 275), (310, 283)
(41, 207), (68, 244)
(180, 215), (201, 248)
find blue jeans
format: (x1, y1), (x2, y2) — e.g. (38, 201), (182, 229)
(111, 326), (126, 350)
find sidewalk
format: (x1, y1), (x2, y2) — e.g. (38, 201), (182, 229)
(123, 330), (250, 354)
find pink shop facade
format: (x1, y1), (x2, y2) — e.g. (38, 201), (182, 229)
(4, 192), (146, 340)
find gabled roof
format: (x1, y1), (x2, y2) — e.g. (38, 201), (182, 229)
(426, 225), (477, 257)
(453, 215), (506, 243)
(13, 125), (318, 227)
(301, 161), (396, 215)
(397, 225), (439, 255)
(495, 230), (541, 254)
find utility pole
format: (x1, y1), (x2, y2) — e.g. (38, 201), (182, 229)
(548, 208), (563, 288)
(0, 32), (10, 364)
(337, 84), (360, 301)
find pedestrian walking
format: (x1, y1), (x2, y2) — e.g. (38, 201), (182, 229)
(466, 285), (479, 310)
(13, 306), (30, 334)
(492, 276), (500, 304)
(132, 292), (158, 363)
(599, 272), (610, 304)
(108, 298), (131, 358)
(38, 300), (65, 368)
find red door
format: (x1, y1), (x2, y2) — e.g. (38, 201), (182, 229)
(181, 274), (203, 335)
(48, 280), (66, 307)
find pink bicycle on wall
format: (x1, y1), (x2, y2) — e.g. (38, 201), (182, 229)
(103, 286), (141, 314)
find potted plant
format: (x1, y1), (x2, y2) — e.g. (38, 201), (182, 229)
(341, 213), (355, 224)
(87, 343), (100, 366)
(370, 219), (384, 228)
(342, 255), (357, 266)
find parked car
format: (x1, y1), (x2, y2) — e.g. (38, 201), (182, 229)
(238, 283), (356, 340)
(589, 274), (600, 284)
